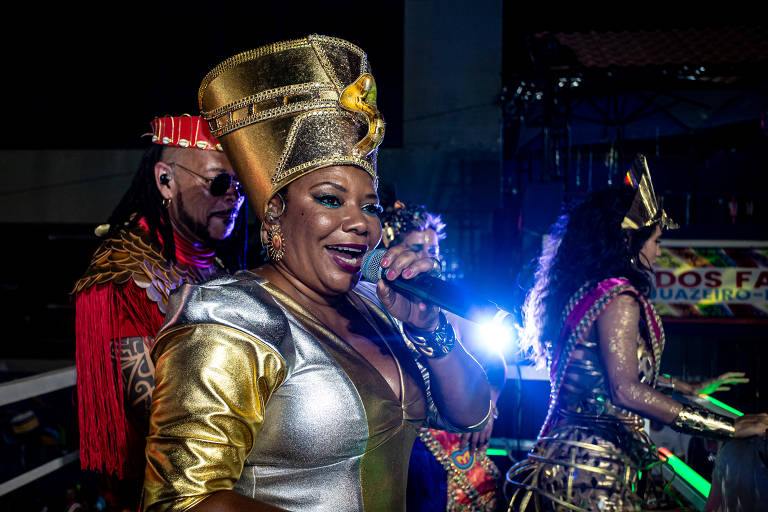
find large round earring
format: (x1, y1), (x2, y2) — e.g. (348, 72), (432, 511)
(265, 223), (286, 262)
(262, 193), (287, 261)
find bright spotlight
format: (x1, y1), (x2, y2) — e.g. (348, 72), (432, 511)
(477, 319), (514, 353)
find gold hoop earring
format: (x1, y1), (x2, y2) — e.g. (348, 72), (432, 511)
(162, 197), (171, 208)
(265, 223), (286, 262)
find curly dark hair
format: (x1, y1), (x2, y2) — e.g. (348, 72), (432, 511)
(105, 144), (246, 271)
(521, 186), (658, 367)
(380, 200), (447, 247)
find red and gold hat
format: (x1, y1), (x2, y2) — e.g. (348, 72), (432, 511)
(149, 115), (223, 152)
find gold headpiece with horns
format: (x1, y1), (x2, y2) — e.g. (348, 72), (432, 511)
(621, 154), (678, 231)
(198, 35), (385, 219)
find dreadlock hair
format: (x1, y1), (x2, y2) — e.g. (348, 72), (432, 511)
(104, 144), (247, 271)
(520, 186), (658, 368)
(106, 144), (176, 262)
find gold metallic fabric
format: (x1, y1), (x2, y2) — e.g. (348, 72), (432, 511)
(72, 225), (218, 314)
(621, 154), (678, 231)
(672, 404), (735, 438)
(143, 323), (286, 512)
(141, 275), (454, 511)
(198, 35), (385, 218)
(506, 420), (653, 512)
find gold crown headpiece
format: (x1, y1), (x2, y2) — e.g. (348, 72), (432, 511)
(621, 154), (678, 231)
(198, 35), (385, 219)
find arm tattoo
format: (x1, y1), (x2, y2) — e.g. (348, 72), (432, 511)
(112, 336), (155, 430)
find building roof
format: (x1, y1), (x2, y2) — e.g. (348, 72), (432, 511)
(546, 26), (768, 68)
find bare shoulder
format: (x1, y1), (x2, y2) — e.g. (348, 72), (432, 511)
(604, 292), (641, 314)
(596, 292), (641, 339)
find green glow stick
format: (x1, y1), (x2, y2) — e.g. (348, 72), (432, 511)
(658, 447), (711, 497)
(486, 448), (507, 456)
(699, 394), (744, 417)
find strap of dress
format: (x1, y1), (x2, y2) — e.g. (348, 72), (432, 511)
(540, 278), (637, 436)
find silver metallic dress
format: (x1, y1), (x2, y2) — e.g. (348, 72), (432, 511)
(142, 271), (465, 511)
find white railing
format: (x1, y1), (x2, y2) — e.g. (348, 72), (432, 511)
(0, 451), (79, 497)
(0, 365), (78, 497)
(0, 366), (75, 407)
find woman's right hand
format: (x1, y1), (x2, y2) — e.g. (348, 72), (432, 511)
(693, 372), (749, 395)
(734, 413), (768, 438)
(376, 245), (441, 332)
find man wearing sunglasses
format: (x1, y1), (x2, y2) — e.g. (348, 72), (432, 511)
(72, 115), (245, 510)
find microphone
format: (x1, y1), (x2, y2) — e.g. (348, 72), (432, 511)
(361, 248), (514, 325)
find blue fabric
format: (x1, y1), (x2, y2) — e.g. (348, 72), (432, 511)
(711, 435), (768, 511)
(407, 437), (447, 511)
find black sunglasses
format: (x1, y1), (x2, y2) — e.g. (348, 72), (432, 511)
(167, 161), (243, 197)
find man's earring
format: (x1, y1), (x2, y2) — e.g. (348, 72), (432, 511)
(162, 197), (171, 208)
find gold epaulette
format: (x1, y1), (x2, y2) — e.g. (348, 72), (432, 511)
(72, 226), (218, 314)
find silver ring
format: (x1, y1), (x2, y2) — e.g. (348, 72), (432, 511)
(428, 257), (442, 277)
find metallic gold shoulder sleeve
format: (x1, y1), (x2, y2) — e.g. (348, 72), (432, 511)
(142, 323), (287, 512)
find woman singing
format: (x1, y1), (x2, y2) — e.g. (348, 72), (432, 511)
(141, 36), (491, 512)
(505, 155), (768, 511)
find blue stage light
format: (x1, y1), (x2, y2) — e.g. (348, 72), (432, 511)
(476, 316), (516, 353)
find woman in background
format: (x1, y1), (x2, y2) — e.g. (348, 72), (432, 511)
(505, 155), (768, 511)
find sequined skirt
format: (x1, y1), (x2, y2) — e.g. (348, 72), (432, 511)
(504, 414), (655, 512)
